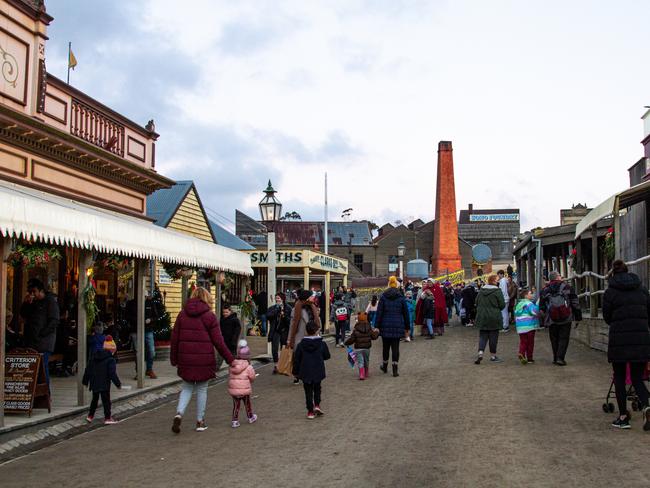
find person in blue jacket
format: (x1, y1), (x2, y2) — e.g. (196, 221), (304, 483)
(375, 276), (410, 377)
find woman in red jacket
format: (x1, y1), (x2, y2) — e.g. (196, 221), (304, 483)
(170, 287), (235, 433)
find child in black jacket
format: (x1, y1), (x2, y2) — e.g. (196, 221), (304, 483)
(292, 321), (330, 419)
(82, 335), (122, 424)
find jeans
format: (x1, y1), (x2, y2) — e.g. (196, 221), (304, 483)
(355, 348), (370, 369)
(367, 311), (376, 326)
(454, 299), (461, 316)
(478, 330), (499, 354)
(518, 331), (535, 360)
(447, 307), (453, 320)
(303, 382), (322, 412)
(335, 320), (347, 344)
(89, 391), (111, 418)
(426, 318), (434, 336)
(232, 395), (254, 421)
(176, 380), (209, 421)
(271, 329), (287, 363)
(409, 319), (415, 339)
(258, 314), (267, 336)
(131, 331), (156, 371)
(548, 322), (571, 362)
(612, 362), (649, 415)
(41, 352), (50, 387)
(382, 337), (400, 363)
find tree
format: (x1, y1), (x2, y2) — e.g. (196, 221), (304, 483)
(280, 211), (302, 221)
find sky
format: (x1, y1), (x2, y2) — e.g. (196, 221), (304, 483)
(44, 0), (650, 232)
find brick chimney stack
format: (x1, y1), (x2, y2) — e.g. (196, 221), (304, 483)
(431, 141), (462, 275)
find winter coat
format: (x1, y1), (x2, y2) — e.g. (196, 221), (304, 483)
(170, 298), (234, 382)
(288, 301), (321, 348)
(82, 350), (121, 393)
(375, 288), (410, 339)
(514, 299), (540, 334)
(539, 280), (579, 326)
(292, 336), (331, 384)
(603, 272), (650, 363)
(253, 292), (268, 316)
(228, 359), (256, 397)
(20, 292), (59, 353)
(220, 313), (242, 356)
(266, 303), (292, 343)
(444, 287), (454, 308)
(420, 292), (435, 320)
(475, 285), (506, 330)
(405, 298), (416, 321)
(432, 284), (449, 325)
(344, 321), (376, 349)
(461, 285), (477, 311)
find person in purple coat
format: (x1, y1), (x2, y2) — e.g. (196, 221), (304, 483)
(170, 287), (235, 433)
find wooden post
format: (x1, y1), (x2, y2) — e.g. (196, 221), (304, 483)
(575, 237), (583, 309)
(614, 199), (622, 261)
(325, 271), (331, 334)
(215, 282), (222, 317)
(240, 280), (247, 342)
(343, 274), (348, 288)
(0, 237), (10, 427)
(591, 225), (599, 318)
(303, 267), (310, 290)
(135, 259), (147, 389)
(181, 275), (188, 308)
(77, 250), (93, 406)
(527, 251), (534, 290)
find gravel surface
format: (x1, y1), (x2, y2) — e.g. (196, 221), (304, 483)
(1, 322), (649, 487)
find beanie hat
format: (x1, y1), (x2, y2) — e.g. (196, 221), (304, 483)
(237, 339), (251, 360)
(103, 335), (117, 354)
(357, 312), (368, 322)
(388, 276), (398, 288)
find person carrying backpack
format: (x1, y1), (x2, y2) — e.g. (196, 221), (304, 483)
(539, 271), (580, 366)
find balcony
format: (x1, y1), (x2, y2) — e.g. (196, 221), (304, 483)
(70, 98), (125, 157)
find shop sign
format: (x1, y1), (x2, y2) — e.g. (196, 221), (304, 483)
(309, 253), (348, 273)
(249, 251), (304, 267)
(158, 267), (172, 285)
(469, 214), (519, 222)
(4, 353), (41, 413)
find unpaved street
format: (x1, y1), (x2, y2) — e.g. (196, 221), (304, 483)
(1, 324), (648, 488)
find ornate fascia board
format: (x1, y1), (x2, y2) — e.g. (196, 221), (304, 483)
(0, 105), (173, 194)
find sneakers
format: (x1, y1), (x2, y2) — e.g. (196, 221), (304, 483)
(500, 328), (510, 334)
(146, 370), (158, 379)
(474, 354), (483, 365)
(307, 411), (316, 420)
(611, 416), (631, 429)
(248, 414), (258, 424)
(555, 360), (567, 366)
(314, 405), (325, 416)
(195, 420), (208, 432)
(231, 420), (241, 428)
(527, 359), (535, 364)
(425, 335), (434, 340)
(172, 415), (182, 434)
(490, 356), (503, 363)
(104, 417), (119, 425)
(293, 378), (300, 385)
(518, 354), (528, 365)
(86, 415), (94, 423)
(405, 336), (411, 342)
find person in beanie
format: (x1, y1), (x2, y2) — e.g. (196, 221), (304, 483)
(375, 276), (410, 377)
(82, 335), (121, 424)
(474, 274), (506, 364)
(228, 340), (257, 428)
(514, 288), (541, 364)
(331, 292), (349, 347)
(603, 260), (650, 430)
(171, 287), (234, 434)
(293, 321), (331, 419)
(344, 312), (378, 380)
(288, 289), (321, 385)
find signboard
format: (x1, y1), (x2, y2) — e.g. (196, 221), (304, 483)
(249, 251), (304, 267)
(246, 250), (348, 275)
(4, 353), (41, 413)
(469, 214), (519, 222)
(158, 267), (172, 285)
(309, 252), (348, 274)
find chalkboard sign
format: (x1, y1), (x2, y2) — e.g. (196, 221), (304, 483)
(4, 352), (48, 415)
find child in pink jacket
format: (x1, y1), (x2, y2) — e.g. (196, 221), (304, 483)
(228, 340), (257, 428)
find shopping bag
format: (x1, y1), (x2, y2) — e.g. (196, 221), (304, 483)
(277, 347), (293, 376)
(346, 346), (356, 368)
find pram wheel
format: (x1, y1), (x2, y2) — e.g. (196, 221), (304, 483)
(602, 403), (610, 413)
(608, 403), (615, 413)
(632, 401), (639, 411)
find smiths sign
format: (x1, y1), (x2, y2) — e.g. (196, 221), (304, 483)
(250, 251), (304, 266)
(469, 213), (519, 222)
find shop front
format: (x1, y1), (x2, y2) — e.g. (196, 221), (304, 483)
(246, 249), (348, 332)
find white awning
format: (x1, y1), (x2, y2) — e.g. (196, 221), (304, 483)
(575, 179), (650, 239)
(0, 181), (253, 275)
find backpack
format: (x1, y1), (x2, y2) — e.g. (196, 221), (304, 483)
(547, 284), (571, 323)
(335, 306), (348, 321)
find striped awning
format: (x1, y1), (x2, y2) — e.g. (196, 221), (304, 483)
(0, 180), (253, 275)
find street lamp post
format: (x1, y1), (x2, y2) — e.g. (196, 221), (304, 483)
(259, 180), (282, 355)
(397, 239), (406, 282)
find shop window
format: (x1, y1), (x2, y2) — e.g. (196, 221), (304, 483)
(353, 254), (364, 268)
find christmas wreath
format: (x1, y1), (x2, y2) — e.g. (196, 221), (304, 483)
(6, 243), (62, 268)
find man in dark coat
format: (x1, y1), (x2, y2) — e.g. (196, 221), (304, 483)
(20, 278), (59, 387)
(375, 276), (410, 377)
(539, 271), (579, 366)
(220, 304), (242, 356)
(461, 283), (478, 326)
(253, 289), (269, 336)
(603, 260), (650, 429)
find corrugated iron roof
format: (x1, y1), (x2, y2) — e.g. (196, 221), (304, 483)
(146, 181), (193, 227)
(208, 220), (255, 250)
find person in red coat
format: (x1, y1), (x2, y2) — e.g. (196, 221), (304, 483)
(170, 287), (235, 434)
(431, 282), (449, 335)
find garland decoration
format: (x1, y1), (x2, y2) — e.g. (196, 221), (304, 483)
(82, 278), (100, 330)
(6, 243), (62, 268)
(162, 262), (195, 280)
(602, 227), (615, 262)
(94, 253), (131, 272)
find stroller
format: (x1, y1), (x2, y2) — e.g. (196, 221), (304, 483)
(602, 362), (650, 413)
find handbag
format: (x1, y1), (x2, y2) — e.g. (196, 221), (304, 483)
(277, 347), (293, 376)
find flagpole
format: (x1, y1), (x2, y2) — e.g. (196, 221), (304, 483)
(67, 42), (71, 84)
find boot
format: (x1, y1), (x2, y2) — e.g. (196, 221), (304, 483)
(380, 362), (388, 374)
(392, 362), (399, 377)
(359, 368), (365, 381)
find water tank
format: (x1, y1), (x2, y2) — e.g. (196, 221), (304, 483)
(406, 259), (429, 279)
(472, 244), (492, 265)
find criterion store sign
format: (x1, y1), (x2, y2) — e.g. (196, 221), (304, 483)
(4, 354), (41, 413)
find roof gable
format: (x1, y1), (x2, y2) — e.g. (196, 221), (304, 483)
(147, 181), (193, 227)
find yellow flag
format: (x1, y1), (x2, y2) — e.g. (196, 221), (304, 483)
(68, 49), (77, 70)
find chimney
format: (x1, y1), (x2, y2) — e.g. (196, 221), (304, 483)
(468, 203), (473, 212)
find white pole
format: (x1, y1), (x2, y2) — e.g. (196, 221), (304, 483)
(267, 232), (276, 356)
(324, 172), (328, 255)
